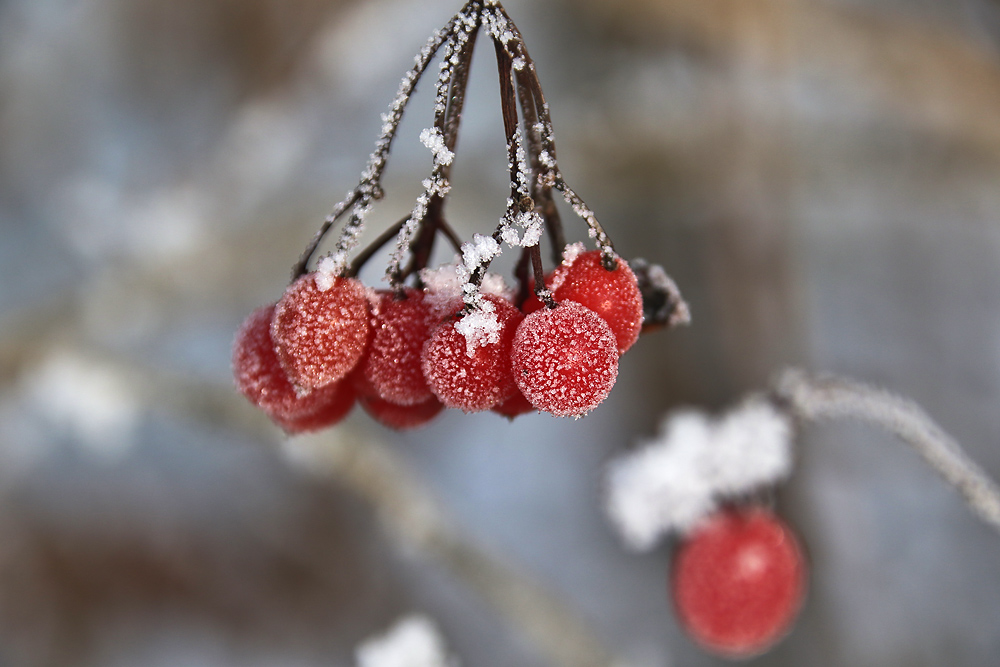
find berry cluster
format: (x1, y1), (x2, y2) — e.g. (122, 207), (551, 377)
(231, 0), (686, 433)
(233, 248), (651, 433)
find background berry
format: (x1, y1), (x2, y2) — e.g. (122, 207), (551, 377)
(359, 394), (444, 430)
(232, 304), (355, 432)
(671, 507), (807, 658)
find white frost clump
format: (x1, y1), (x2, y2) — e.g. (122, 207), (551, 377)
(454, 298), (500, 357)
(707, 400), (794, 495)
(419, 261), (511, 318)
(419, 127), (454, 166)
(605, 399), (793, 551)
(315, 256), (338, 291)
(461, 234), (500, 275)
(355, 615), (455, 667)
(561, 242), (586, 266)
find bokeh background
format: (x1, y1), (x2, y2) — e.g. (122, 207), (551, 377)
(2, 0), (1000, 664)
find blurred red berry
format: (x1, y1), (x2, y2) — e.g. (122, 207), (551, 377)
(491, 387), (536, 419)
(671, 507), (807, 658)
(359, 394), (445, 430)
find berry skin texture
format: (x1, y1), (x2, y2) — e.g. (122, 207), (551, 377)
(421, 295), (523, 413)
(232, 304), (355, 433)
(671, 507), (807, 659)
(511, 301), (619, 417)
(271, 273), (370, 389)
(361, 288), (435, 406)
(359, 394), (444, 430)
(491, 388), (536, 419)
(548, 250), (643, 355)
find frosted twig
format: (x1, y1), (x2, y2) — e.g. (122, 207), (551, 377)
(773, 369), (1000, 534)
(387, 9), (482, 287)
(292, 11), (460, 280)
(484, 3), (616, 266)
(516, 70), (565, 262)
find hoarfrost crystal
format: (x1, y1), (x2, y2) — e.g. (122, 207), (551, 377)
(605, 400), (793, 550)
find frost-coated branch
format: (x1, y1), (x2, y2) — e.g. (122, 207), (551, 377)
(773, 368), (1000, 533)
(294, 10), (462, 281)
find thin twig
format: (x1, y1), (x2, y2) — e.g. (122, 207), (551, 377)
(773, 369), (1000, 533)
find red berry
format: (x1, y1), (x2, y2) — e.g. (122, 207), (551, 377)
(491, 387), (536, 419)
(511, 301), (619, 417)
(359, 394), (444, 430)
(271, 273), (370, 389)
(550, 250), (643, 354)
(272, 381), (356, 434)
(421, 295), (523, 412)
(232, 304), (355, 432)
(361, 288), (435, 406)
(671, 507), (807, 658)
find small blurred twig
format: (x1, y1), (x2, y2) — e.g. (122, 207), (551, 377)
(773, 368), (1000, 534)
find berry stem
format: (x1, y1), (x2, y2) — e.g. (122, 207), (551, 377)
(293, 3), (483, 282)
(387, 9), (483, 288)
(516, 71), (565, 265)
(347, 215), (410, 279)
(529, 244), (557, 309)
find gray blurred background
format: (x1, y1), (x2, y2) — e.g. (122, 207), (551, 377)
(2, 0), (1000, 664)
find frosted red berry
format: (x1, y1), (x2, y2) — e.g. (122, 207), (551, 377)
(359, 394), (444, 430)
(421, 295), (523, 412)
(271, 273), (370, 389)
(232, 304), (355, 432)
(671, 507), (807, 658)
(361, 288), (435, 406)
(511, 301), (619, 417)
(550, 250), (643, 354)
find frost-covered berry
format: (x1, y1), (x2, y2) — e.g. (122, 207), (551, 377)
(359, 394), (444, 430)
(511, 301), (619, 417)
(232, 304), (355, 432)
(671, 507), (807, 658)
(361, 288), (435, 406)
(271, 273), (370, 389)
(549, 250), (643, 354)
(421, 295), (523, 412)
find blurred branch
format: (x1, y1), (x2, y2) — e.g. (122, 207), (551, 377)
(284, 432), (620, 667)
(773, 368), (1000, 534)
(0, 318), (621, 667)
